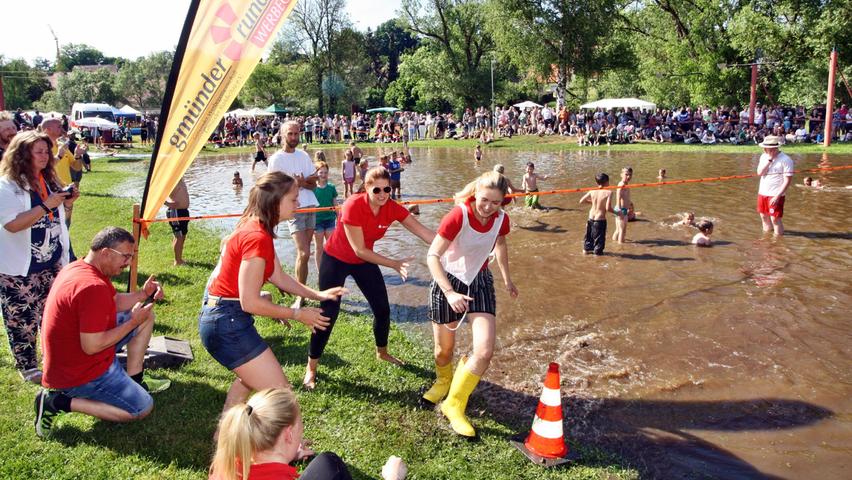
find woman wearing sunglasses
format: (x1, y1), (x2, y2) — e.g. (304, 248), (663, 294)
(304, 167), (434, 389)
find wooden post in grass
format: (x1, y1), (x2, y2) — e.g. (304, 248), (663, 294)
(129, 203), (141, 292)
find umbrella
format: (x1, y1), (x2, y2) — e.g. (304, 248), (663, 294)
(226, 108), (250, 117)
(265, 104), (293, 114)
(513, 100), (543, 109)
(75, 117), (118, 130)
(366, 107), (399, 113)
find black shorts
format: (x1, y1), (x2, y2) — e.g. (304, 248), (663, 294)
(254, 151), (266, 162)
(429, 269), (496, 324)
(167, 208), (190, 237)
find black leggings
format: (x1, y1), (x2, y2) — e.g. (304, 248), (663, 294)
(302, 452), (352, 480)
(310, 252), (391, 359)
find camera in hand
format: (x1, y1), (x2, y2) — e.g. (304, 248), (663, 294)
(61, 185), (75, 197)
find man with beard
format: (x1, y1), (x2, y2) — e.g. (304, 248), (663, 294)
(0, 112), (19, 158)
(268, 121), (318, 309)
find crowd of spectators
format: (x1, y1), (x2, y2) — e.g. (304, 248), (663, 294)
(211, 102), (852, 148)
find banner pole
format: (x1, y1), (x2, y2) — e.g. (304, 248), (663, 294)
(129, 204), (141, 292)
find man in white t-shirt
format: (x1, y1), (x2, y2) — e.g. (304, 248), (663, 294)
(268, 121), (318, 307)
(755, 135), (794, 236)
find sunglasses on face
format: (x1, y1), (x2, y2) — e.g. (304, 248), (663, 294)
(371, 186), (392, 194)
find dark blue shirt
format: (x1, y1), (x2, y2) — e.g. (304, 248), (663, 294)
(28, 190), (62, 274)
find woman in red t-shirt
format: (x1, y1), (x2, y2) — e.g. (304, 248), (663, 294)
(304, 167), (434, 389)
(199, 172), (347, 415)
(422, 171), (518, 438)
(210, 388), (408, 480)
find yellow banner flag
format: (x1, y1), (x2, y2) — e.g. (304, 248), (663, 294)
(141, 0), (297, 231)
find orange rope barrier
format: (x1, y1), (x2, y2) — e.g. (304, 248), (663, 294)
(136, 165), (852, 225)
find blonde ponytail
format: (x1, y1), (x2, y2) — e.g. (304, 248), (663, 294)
(209, 389), (301, 480)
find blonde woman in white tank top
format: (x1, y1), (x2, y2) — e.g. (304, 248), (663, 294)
(423, 171), (518, 438)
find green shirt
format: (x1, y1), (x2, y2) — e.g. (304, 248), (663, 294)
(314, 183), (338, 223)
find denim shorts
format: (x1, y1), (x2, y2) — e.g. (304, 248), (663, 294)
(198, 297), (267, 370)
(63, 311), (152, 417)
(315, 217), (336, 233)
(287, 212), (316, 234)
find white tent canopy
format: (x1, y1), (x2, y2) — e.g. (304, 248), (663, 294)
(226, 108), (250, 117)
(579, 98), (656, 110)
(513, 100), (543, 109)
(119, 105), (142, 115)
(247, 107), (275, 117)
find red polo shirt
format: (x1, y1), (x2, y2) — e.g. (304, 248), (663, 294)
(324, 193), (409, 264)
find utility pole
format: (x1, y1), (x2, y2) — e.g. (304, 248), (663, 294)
(48, 25), (60, 69)
(490, 56), (495, 127)
(824, 47), (838, 147)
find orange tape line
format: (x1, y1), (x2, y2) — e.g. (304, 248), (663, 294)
(136, 165), (852, 224)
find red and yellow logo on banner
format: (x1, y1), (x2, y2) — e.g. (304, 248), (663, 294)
(143, 0), (296, 227)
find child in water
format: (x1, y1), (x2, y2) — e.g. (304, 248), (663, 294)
(342, 150), (356, 197)
(681, 212), (696, 227)
(612, 166), (632, 243)
(313, 160), (338, 272)
(692, 220), (713, 246)
(521, 162), (549, 209)
(232, 171), (243, 187)
(579, 173), (612, 255)
(803, 177), (823, 188)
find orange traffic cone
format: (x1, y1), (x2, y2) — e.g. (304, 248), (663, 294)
(510, 362), (574, 466)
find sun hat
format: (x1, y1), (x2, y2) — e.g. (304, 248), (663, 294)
(759, 135), (782, 148)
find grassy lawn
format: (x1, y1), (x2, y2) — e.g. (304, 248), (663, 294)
(0, 160), (637, 479)
(116, 135), (852, 157)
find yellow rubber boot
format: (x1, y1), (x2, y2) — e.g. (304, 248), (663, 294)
(440, 361), (481, 438)
(422, 362), (453, 405)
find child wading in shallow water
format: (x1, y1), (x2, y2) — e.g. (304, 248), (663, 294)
(579, 173), (612, 255)
(521, 162), (549, 209)
(423, 171), (518, 438)
(612, 166), (632, 243)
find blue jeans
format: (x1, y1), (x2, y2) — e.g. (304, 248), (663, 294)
(199, 294), (267, 370)
(63, 312), (153, 417)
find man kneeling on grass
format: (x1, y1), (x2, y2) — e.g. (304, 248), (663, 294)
(34, 226), (170, 437)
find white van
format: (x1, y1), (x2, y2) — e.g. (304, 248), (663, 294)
(70, 103), (116, 128)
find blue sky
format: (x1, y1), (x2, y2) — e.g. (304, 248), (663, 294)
(2, 0), (402, 63)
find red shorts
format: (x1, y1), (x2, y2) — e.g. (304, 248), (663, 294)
(757, 194), (785, 218)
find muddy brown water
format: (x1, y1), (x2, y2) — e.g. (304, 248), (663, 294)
(127, 146), (851, 478)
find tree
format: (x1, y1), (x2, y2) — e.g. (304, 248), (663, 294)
(43, 68), (118, 112)
(239, 62), (289, 106)
(400, 0), (494, 107)
(56, 44), (113, 72)
(114, 51), (174, 109)
(283, 0), (351, 115)
(0, 57), (51, 110)
(364, 20), (420, 91)
(486, 0), (622, 108)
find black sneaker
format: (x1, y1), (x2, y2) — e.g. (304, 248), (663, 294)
(34, 389), (63, 438)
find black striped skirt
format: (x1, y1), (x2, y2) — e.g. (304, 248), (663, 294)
(429, 269), (496, 324)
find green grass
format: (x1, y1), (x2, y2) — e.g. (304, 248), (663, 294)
(117, 135), (852, 157)
(0, 160), (638, 479)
